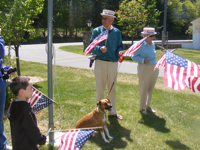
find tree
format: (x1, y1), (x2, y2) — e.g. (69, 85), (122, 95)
(0, 0), (44, 75)
(166, 0), (185, 37)
(185, 0), (200, 36)
(144, 0), (161, 29)
(116, 0), (148, 44)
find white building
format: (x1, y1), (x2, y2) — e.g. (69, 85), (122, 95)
(191, 17), (200, 50)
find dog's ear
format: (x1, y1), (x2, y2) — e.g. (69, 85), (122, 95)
(97, 101), (101, 106)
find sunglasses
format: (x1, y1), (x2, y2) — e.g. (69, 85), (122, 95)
(149, 35), (155, 38)
(102, 17), (109, 20)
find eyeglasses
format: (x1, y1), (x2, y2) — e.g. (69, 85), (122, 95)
(149, 35), (155, 38)
(102, 17), (109, 20)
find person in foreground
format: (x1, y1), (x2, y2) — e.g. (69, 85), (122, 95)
(0, 28), (12, 150)
(131, 27), (159, 115)
(90, 9), (124, 120)
(8, 76), (46, 150)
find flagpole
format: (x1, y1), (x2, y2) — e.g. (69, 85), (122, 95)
(47, 126), (103, 132)
(105, 25), (111, 47)
(47, 0), (54, 148)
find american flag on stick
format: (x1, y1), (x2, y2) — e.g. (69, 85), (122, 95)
(154, 48), (177, 71)
(84, 29), (109, 56)
(164, 51), (200, 91)
(28, 87), (56, 114)
(118, 36), (148, 63)
(58, 129), (95, 150)
(154, 53), (166, 70)
(123, 36), (148, 57)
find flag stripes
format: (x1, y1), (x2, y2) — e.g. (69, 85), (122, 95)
(84, 29), (109, 56)
(28, 87), (54, 114)
(164, 51), (200, 91)
(59, 129), (95, 150)
(154, 53), (166, 70)
(123, 36), (148, 57)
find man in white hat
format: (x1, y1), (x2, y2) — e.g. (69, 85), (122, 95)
(89, 9), (124, 120)
(131, 27), (159, 115)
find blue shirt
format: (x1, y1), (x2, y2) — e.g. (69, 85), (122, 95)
(90, 25), (123, 62)
(131, 41), (157, 64)
(0, 36), (6, 92)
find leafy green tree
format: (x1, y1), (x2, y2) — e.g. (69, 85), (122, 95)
(0, 0), (44, 75)
(144, 0), (161, 29)
(182, 0), (198, 34)
(167, 0), (185, 36)
(116, 0), (148, 44)
(186, 0), (200, 36)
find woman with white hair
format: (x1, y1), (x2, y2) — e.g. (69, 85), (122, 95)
(131, 27), (159, 115)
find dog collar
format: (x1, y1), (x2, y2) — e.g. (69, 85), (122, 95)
(97, 107), (105, 114)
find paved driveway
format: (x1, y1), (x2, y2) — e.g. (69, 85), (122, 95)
(5, 42), (164, 77)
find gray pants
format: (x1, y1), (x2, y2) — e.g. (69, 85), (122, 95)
(94, 60), (118, 115)
(137, 64), (159, 111)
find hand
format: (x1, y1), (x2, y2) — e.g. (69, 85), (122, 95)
(100, 46), (107, 53)
(39, 141), (46, 147)
(144, 59), (150, 63)
(9, 67), (16, 75)
(118, 51), (124, 57)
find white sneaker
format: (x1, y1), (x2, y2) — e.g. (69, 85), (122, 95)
(147, 107), (156, 113)
(140, 109), (147, 115)
(3, 145), (12, 150)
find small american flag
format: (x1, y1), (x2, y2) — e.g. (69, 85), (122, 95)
(28, 87), (53, 114)
(123, 36), (148, 57)
(188, 76), (200, 92)
(59, 129), (95, 150)
(84, 29), (109, 55)
(154, 53), (166, 70)
(164, 51), (200, 91)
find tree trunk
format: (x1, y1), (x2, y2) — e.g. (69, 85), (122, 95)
(15, 46), (21, 76)
(131, 34), (134, 45)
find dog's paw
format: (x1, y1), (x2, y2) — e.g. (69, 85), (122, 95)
(108, 136), (113, 139)
(104, 139), (110, 143)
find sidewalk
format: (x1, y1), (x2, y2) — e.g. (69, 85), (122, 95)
(5, 42), (164, 77)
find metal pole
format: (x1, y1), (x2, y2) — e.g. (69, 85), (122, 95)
(47, 0), (54, 148)
(163, 0), (167, 35)
(162, 0), (168, 45)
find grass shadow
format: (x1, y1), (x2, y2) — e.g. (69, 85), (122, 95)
(139, 111), (170, 133)
(89, 116), (133, 150)
(165, 140), (191, 150)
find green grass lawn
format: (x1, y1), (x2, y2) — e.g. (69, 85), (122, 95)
(59, 45), (200, 65)
(4, 57), (200, 149)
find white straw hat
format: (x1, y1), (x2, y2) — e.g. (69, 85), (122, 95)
(100, 9), (116, 18)
(141, 27), (157, 34)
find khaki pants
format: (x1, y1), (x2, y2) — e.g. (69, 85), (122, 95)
(94, 60), (118, 115)
(137, 64), (159, 111)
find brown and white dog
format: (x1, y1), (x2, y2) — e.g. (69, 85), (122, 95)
(75, 99), (113, 143)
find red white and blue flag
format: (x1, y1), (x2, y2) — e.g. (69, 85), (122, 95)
(84, 29), (109, 55)
(28, 87), (53, 114)
(58, 129), (95, 150)
(164, 51), (200, 91)
(188, 76), (200, 92)
(154, 53), (166, 70)
(123, 36), (148, 57)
